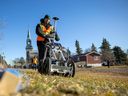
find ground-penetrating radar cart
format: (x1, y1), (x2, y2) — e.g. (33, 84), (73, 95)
(38, 17), (75, 77)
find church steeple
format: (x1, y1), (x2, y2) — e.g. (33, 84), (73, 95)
(27, 29), (31, 39)
(26, 29), (33, 63)
(26, 29), (33, 50)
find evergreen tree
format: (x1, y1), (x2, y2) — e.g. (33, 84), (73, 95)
(91, 43), (97, 52)
(100, 38), (115, 62)
(113, 46), (127, 65)
(75, 40), (83, 55)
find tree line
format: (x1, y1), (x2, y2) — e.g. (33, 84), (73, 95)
(74, 38), (128, 65)
(12, 38), (128, 67)
(13, 57), (25, 68)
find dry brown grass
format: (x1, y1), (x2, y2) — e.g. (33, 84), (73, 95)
(17, 66), (128, 96)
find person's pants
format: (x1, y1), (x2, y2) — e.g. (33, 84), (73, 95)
(37, 41), (46, 65)
(37, 41), (50, 74)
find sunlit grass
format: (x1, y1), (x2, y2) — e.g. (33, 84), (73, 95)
(18, 66), (128, 96)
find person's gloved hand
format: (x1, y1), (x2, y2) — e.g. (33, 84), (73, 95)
(50, 26), (56, 33)
(45, 34), (54, 38)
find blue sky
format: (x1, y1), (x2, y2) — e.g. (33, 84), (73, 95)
(0, 0), (128, 64)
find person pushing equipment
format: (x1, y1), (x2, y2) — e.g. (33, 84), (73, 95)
(36, 15), (59, 74)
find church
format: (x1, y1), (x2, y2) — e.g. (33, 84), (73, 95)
(25, 30), (38, 64)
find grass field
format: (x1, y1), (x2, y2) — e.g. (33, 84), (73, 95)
(18, 66), (128, 96)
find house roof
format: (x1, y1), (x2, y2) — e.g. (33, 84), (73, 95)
(71, 51), (101, 57)
(85, 51), (101, 56)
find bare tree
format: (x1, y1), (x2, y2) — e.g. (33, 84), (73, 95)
(100, 38), (115, 67)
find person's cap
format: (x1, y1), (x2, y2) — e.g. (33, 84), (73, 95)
(44, 15), (50, 19)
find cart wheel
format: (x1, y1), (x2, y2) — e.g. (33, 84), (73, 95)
(38, 62), (43, 74)
(65, 58), (75, 77)
(44, 57), (51, 75)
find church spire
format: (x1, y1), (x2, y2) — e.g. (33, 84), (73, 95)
(27, 29), (31, 39)
(26, 29), (33, 50)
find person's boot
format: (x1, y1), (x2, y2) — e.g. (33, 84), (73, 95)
(38, 60), (43, 74)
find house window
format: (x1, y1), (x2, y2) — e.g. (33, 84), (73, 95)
(94, 56), (99, 60)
